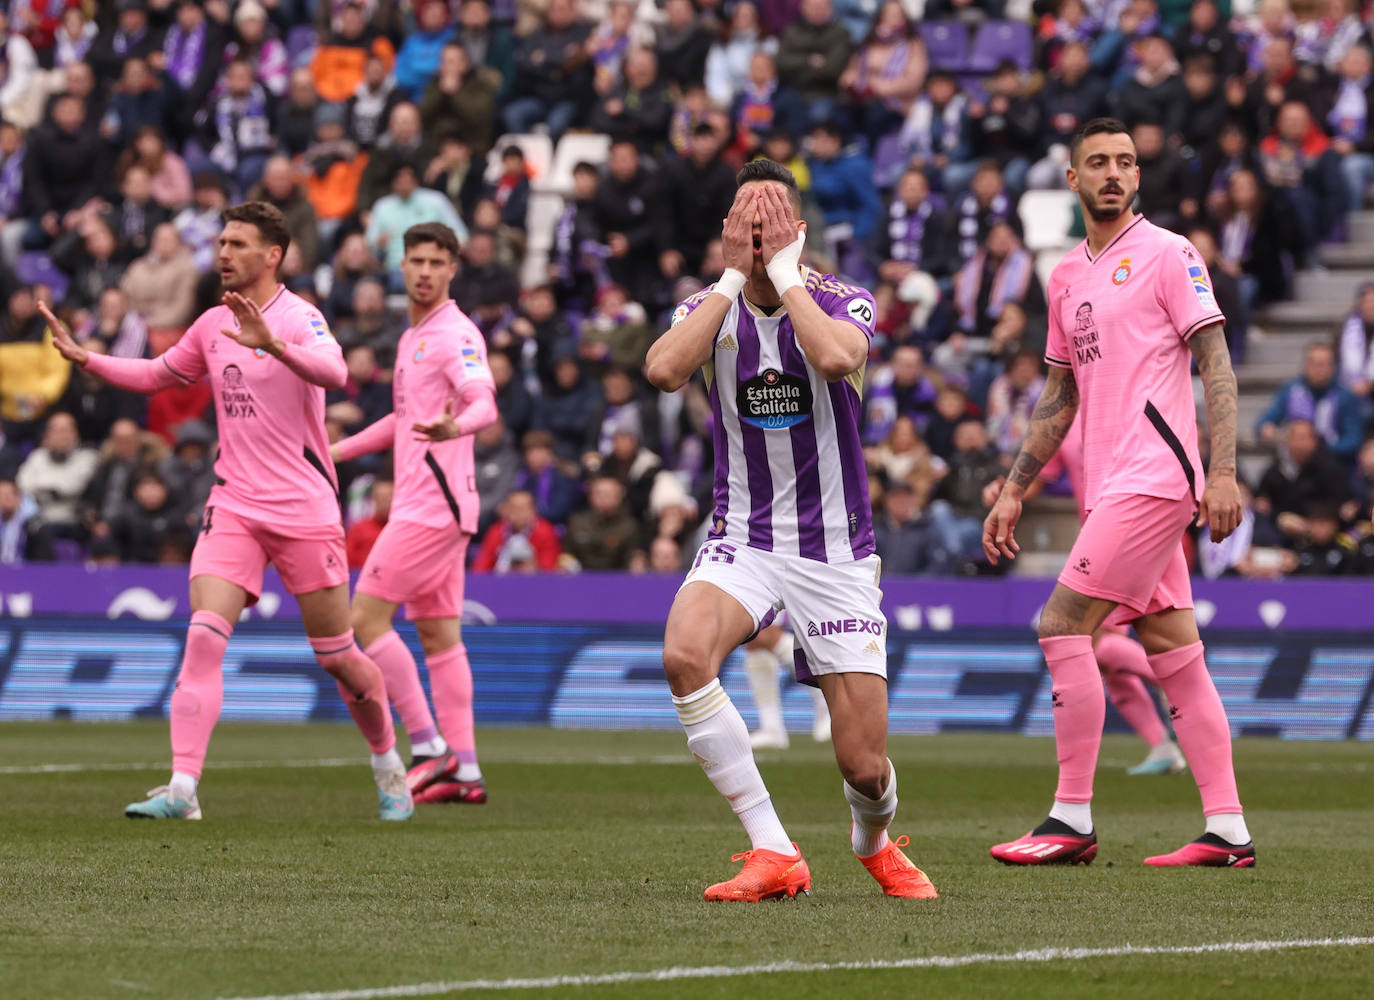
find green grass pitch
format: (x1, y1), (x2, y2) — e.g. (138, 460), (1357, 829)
(1, 722), (1372, 1000)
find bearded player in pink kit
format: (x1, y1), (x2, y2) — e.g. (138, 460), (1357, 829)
(983, 118), (1254, 867)
(332, 223), (497, 805)
(41, 203), (414, 822)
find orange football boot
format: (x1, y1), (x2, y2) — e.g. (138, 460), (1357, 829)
(858, 835), (939, 898)
(703, 843), (811, 902)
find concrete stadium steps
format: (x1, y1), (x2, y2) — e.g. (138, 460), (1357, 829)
(1293, 268), (1374, 302)
(1345, 210), (1374, 244)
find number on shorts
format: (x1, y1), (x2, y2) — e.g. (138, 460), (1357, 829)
(200, 505), (215, 536)
(692, 542), (737, 570)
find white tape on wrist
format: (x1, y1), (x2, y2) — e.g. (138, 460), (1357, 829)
(767, 264), (802, 296)
(711, 268), (748, 301)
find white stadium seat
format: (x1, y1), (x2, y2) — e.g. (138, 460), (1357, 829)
(1018, 190), (1078, 252)
(483, 133), (554, 186)
(540, 133), (613, 195)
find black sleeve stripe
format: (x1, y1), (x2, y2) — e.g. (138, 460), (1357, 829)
(1182, 314), (1226, 341)
(1044, 354), (1072, 368)
(161, 355), (194, 384)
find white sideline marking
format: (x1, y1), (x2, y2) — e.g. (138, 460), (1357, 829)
(0, 754), (687, 776)
(221, 936), (1374, 999)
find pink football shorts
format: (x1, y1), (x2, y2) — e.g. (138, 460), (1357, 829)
(189, 505), (348, 602)
(356, 519), (470, 621)
(1058, 491), (1196, 627)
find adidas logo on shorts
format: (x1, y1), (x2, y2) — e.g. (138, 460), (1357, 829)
(862, 639), (882, 655)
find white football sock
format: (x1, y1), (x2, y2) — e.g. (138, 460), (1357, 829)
(370, 748), (404, 779)
(845, 760), (896, 856)
(1204, 812), (1251, 845)
(169, 771), (198, 801)
(411, 736), (449, 758)
(743, 649), (785, 736)
(456, 763), (482, 781)
(1049, 799), (1093, 835)
(674, 679), (792, 854)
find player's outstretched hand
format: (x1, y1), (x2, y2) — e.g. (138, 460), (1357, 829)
(720, 187), (755, 276)
(1198, 476), (1243, 543)
(982, 492), (1022, 565)
(412, 398), (461, 442)
(37, 301), (88, 366)
(220, 292), (280, 354)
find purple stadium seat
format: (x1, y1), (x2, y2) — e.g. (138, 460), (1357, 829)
(958, 75), (989, 104)
(966, 20), (1034, 73)
(16, 252), (69, 303)
(919, 21), (970, 72)
(286, 25), (318, 68)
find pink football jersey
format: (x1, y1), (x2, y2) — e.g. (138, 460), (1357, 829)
(1044, 217), (1222, 511)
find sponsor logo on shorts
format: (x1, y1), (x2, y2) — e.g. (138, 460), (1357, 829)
(807, 618), (883, 637)
(1073, 556), (1091, 575)
(1052, 689), (1064, 708)
(862, 639), (883, 655)
(1169, 704), (1181, 721)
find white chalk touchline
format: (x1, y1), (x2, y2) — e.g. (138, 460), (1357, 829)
(220, 936), (1374, 1000)
(0, 754), (688, 776)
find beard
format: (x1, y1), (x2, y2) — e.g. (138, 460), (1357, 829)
(1082, 185), (1131, 222)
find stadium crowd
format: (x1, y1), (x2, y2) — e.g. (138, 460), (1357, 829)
(3, 0), (1374, 577)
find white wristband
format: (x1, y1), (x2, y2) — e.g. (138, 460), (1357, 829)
(766, 263), (803, 296)
(711, 268), (747, 301)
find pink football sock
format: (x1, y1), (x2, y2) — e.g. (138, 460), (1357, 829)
(1095, 631), (1167, 747)
(312, 631), (395, 754)
(170, 610), (232, 779)
(1039, 634), (1105, 804)
(1147, 642), (1242, 816)
(427, 644), (478, 766)
(365, 630), (440, 745)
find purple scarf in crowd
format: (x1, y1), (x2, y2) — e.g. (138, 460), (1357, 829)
(163, 22), (206, 90)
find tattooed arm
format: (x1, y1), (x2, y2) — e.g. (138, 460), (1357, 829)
(982, 365), (1080, 563)
(1189, 322), (1243, 541)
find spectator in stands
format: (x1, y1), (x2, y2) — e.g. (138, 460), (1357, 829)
(481, 146), (529, 237)
(227, 1), (288, 98)
(1328, 44), (1374, 214)
(967, 63), (1041, 198)
(597, 419), (671, 524)
(659, 124), (736, 282)
(334, 279), (402, 366)
(104, 163), (171, 266)
(923, 382), (974, 461)
(174, 170), (229, 272)
(1242, 36), (1329, 141)
(868, 414), (942, 501)
(89, 0), (161, 86)
(345, 478), (392, 568)
(478, 352), (528, 441)
(1214, 167), (1299, 309)
(457, 0), (517, 104)
(577, 285), (652, 373)
(209, 58), (276, 194)
(1295, 0), (1364, 73)
(311, 0), (396, 105)
(80, 287), (148, 360)
(1172, 0), (1244, 78)
(158, 418), (215, 530)
(302, 103), (366, 240)
(366, 162), (467, 281)
(512, 429), (581, 527)
(839, 1), (927, 145)
(0, 121), (25, 244)
(357, 102), (427, 213)
(876, 167), (955, 286)
(563, 473), (641, 571)
(473, 489), (562, 572)
(118, 126), (192, 213)
(326, 344), (392, 435)
(590, 47), (674, 156)
(930, 418), (1004, 573)
(251, 156), (321, 272)
(1242, 0), (1293, 77)
(1290, 501), (1356, 575)
(325, 234), (383, 323)
(53, 7), (97, 71)
(20, 94), (105, 258)
(104, 468), (183, 564)
(953, 220), (1043, 339)
(864, 344), (938, 443)
(1133, 120), (1188, 232)
(1176, 55), (1229, 160)
(1338, 281), (1374, 398)
(162, 1), (225, 142)
(1028, 41), (1109, 190)
(451, 228), (518, 314)
(951, 162), (1014, 265)
(807, 120), (880, 280)
(1186, 225), (1247, 363)
(593, 140), (660, 308)
(504, 0), (593, 141)
(585, 366), (657, 462)
(119, 223), (197, 331)
(1112, 33), (1187, 136)
(16, 410), (97, 560)
(1257, 341), (1364, 461)
(1255, 420), (1353, 540)
(347, 53), (403, 151)
(706, 1), (774, 108)
(105, 56), (173, 153)
(872, 476), (934, 575)
(1259, 100), (1344, 254)
(420, 42), (497, 160)
(79, 417), (153, 531)
(776, 0), (853, 128)
(729, 53), (805, 162)
(278, 67), (323, 160)
(396, 0), (458, 100)
(533, 346), (602, 461)
(56, 218), (122, 313)
(1089, 0), (1160, 88)
(0, 477), (35, 564)
(1195, 479), (1294, 579)
(59, 340), (147, 446)
(985, 349), (1046, 456)
(657, 0), (714, 90)
(472, 416), (520, 532)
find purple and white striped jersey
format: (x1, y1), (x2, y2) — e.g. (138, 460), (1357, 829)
(672, 269), (878, 564)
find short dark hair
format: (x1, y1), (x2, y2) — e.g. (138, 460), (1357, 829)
(402, 222), (461, 260)
(501, 144), (525, 161)
(222, 201), (290, 257)
(572, 160), (599, 176)
(1070, 117), (1133, 166)
(735, 158), (803, 213)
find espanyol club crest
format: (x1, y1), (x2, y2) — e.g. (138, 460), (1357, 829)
(414, 341), (425, 363)
(1112, 258), (1131, 285)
